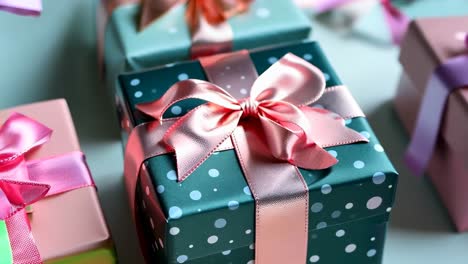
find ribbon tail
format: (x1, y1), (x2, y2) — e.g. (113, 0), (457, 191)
(258, 114), (337, 170)
(301, 107), (368, 148)
(231, 123), (309, 264)
(5, 210), (42, 263)
(0, 179), (49, 219)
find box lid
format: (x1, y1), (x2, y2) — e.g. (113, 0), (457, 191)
(399, 16), (468, 155)
(119, 41), (398, 262)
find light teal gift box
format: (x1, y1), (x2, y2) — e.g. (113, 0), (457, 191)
(102, 0), (312, 93)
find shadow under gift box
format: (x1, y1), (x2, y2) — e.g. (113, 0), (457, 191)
(394, 17), (468, 232)
(0, 99), (116, 263)
(102, 0), (311, 95)
(117, 41), (398, 263)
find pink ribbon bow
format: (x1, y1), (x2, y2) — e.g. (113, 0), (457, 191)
(0, 0), (42, 16)
(137, 53), (367, 181)
(0, 113), (94, 263)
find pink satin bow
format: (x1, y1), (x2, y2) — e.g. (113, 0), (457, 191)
(0, 0), (42, 16)
(137, 53), (367, 181)
(0, 113), (94, 263)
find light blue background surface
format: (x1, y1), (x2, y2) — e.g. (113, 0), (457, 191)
(0, 1), (467, 263)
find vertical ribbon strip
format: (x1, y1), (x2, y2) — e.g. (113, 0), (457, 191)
(200, 52), (309, 263)
(126, 51), (368, 263)
(0, 113), (95, 263)
(405, 37), (468, 175)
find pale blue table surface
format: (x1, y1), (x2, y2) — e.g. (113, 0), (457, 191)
(0, 1), (467, 263)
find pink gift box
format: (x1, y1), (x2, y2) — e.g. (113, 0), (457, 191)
(0, 99), (116, 262)
(394, 16), (468, 232)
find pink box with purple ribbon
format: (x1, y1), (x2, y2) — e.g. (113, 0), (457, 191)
(394, 16), (468, 232)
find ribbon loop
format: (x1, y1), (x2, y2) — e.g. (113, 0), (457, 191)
(251, 53), (326, 106)
(137, 79), (240, 122)
(0, 113), (52, 165)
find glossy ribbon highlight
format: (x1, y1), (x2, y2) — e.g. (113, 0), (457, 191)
(0, 113), (94, 263)
(405, 36), (468, 175)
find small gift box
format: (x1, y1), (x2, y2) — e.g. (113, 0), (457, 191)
(0, 99), (116, 263)
(394, 17), (468, 231)
(99, 0), (311, 92)
(118, 41), (398, 263)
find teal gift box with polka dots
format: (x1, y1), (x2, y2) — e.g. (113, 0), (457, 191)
(103, 0), (311, 96)
(116, 41), (399, 264)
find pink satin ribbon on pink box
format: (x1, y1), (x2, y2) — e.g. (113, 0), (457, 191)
(124, 51), (368, 263)
(0, 113), (94, 263)
(0, 0), (41, 16)
(295, 0), (409, 44)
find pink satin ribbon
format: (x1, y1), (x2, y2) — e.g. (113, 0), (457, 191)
(295, 0), (409, 45)
(125, 51), (367, 263)
(0, 113), (95, 263)
(0, 0), (41, 16)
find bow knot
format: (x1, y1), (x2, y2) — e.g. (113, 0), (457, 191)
(240, 98), (258, 117)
